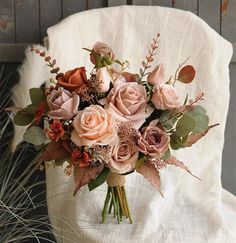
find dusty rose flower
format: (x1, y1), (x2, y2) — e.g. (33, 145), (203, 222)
(138, 123), (170, 157)
(96, 67), (111, 92)
(90, 41), (114, 64)
(106, 82), (153, 128)
(47, 89), (80, 120)
(151, 84), (181, 110)
(109, 136), (139, 174)
(147, 64), (164, 86)
(71, 105), (117, 147)
(57, 67), (87, 93)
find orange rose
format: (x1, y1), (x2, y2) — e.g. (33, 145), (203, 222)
(57, 67), (87, 93)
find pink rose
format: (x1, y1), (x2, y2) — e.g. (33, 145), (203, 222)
(47, 89), (80, 120)
(96, 67), (111, 92)
(147, 64), (164, 86)
(106, 82), (153, 128)
(138, 123), (170, 157)
(109, 136), (139, 174)
(90, 41), (114, 64)
(151, 85), (181, 110)
(71, 105), (117, 147)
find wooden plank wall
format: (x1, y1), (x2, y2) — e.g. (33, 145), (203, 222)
(0, 0), (235, 194)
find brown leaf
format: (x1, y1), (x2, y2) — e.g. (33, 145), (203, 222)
(45, 56), (51, 62)
(136, 161), (163, 197)
(50, 67), (60, 73)
(40, 51), (46, 57)
(166, 156), (200, 180)
(52, 59), (56, 66)
(184, 124), (219, 147)
(221, 0), (229, 16)
(178, 65), (196, 84)
(74, 164), (104, 196)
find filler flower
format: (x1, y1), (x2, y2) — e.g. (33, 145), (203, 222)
(57, 67), (87, 93)
(35, 102), (46, 124)
(71, 105), (117, 147)
(47, 119), (65, 142)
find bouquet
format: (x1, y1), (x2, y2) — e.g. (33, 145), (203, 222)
(7, 33), (218, 224)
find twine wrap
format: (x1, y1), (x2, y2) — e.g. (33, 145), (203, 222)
(107, 173), (126, 187)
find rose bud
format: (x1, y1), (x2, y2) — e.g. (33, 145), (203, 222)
(147, 64), (164, 86)
(96, 67), (112, 92)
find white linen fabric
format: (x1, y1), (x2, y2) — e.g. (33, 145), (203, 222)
(43, 5), (236, 243)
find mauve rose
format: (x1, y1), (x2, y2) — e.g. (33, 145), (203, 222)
(92, 41), (114, 61)
(71, 105), (117, 147)
(147, 64), (164, 86)
(57, 67), (87, 93)
(96, 67), (111, 92)
(106, 82), (153, 128)
(151, 85), (181, 110)
(138, 123), (170, 158)
(47, 89), (80, 120)
(109, 136), (139, 174)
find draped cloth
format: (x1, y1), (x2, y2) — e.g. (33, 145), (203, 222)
(43, 6), (236, 243)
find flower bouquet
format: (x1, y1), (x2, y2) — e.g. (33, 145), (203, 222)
(7, 33), (218, 224)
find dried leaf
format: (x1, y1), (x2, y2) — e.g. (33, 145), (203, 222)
(142, 61), (146, 68)
(136, 161), (163, 197)
(166, 156), (200, 180)
(40, 51), (46, 57)
(184, 124), (219, 147)
(52, 59), (56, 66)
(45, 56), (51, 61)
(177, 65), (196, 84)
(74, 164), (104, 195)
(50, 67), (60, 73)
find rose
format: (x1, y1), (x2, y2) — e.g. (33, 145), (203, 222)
(71, 105), (117, 147)
(106, 82), (153, 128)
(47, 89), (80, 120)
(151, 84), (181, 110)
(57, 67), (87, 93)
(138, 123), (170, 157)
(96, 67), (111, 92)
(90, 42), (114, 65)
(108, 136), (139, 174)
(147, 64), (164, 86)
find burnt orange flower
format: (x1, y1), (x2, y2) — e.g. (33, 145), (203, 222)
(71, 150), (91, 168)
(47, 119), (64, 142)
(57, 67), (87, 93)
(35, 102), (46, 124)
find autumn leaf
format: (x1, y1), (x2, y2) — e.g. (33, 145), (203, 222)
(74, 164), (104, 196)
(177, 65), (196, 84)
(136, 161), (163, 197)
(166, 156), (200, 180)
(183, 124), (219, 147)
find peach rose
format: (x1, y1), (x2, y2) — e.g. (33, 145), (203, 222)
(109, 136), (139, 174)
(71, 105), (117, 147)
(47, 89), (80, 120)
(57, 67), (87, 93)
(151, 85), (181, 110)
(91, 41), (114, 62)
(96, 67), (111, 92)
(138, 123), (170, 157)
(106, 82), (153, 128)
(147, 64), (164, 86)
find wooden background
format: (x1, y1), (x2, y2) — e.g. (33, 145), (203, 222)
(0, 0), (235, 195)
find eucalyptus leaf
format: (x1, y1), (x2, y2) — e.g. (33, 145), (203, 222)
(88, 167), (110, 191)
(29, 88), (45, 105)
(135, 155), (147, 169)
(13, 110), (34, 126)
(161, 149), (171, 160)
(23, 126), (47, 145)
(175, 115), (196, 137)
(25, 104), (38, 115)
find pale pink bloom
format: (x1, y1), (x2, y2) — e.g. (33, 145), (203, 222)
(138, 124), (170, 158)
(151, 84), (181, 110)
(109, 136), (139, 174)
(147, 64), (164, 87)
(96, 67), (111, 92)
(106, 82), (153, 129)
(93, 41), (114, 60)
(47, 89), (79, 120)
(71, 105), (118, 147)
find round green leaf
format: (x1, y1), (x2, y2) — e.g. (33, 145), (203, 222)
(177, 65), (196, 84)
(176, 115), (196, 137)
(23, 126), (47, 145)
(29, 88), (45, 105)
(13, 110), (34, 126)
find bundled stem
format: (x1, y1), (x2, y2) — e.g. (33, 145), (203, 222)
(101, 173), (132, 224)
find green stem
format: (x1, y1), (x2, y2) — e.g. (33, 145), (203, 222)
(101, 187), (111, 223)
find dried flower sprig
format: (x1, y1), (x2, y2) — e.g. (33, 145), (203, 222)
(139, 33), (160, 82)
